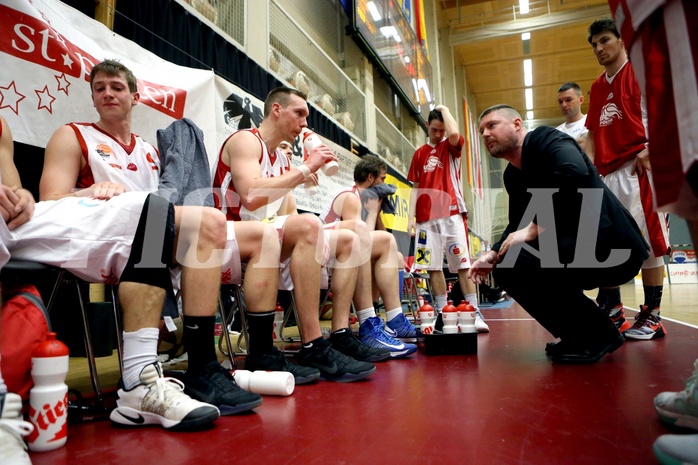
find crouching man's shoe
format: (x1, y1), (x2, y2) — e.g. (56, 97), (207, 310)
(551, 327), (624, 364)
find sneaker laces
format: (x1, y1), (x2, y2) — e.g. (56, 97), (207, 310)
(632, 308), (654, 329)
(149, 376), (192, 409)
(0, 419), (34, 446)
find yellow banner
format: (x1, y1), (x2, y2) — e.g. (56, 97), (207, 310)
(381, 174), (412, 233)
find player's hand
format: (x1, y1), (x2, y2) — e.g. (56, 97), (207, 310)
(407, 219), (416, 237)
(79, 182), (126, 200)
(631, 147), (650, 176)
(497, 223), (538, 261)
(6, 187), (35, 230)
(467, 251), (498, 284)
(305, 145), (337, 173)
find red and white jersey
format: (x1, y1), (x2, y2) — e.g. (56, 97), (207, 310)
(320, 186), (359, 224)
(69, 123), (160, 192)
(585, 62), (647, 176)
(407, 135), (466, 223)
(213, 128), (291, 221)
(0, 123), (8, 269)
(610, 0), (698, 217)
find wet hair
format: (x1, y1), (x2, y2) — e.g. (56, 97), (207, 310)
(264, 87), (307, 117)
(557, 82), (583, 96)
(478, 104), (522, 122)
(354, 155), (387, 183)
(90, 59), (138, 94)
(587, 18), (620, 44)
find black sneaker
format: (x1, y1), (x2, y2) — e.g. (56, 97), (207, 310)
(297, 338), (376, 382)
(183, 361), (263, 415)
(329, 329), (391, 362)
(245, 347), (321, 385)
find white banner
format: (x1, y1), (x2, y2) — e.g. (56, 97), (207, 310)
(0, 0), (217, 161)
(0, 0), (360, 214)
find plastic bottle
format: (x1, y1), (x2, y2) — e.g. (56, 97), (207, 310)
(442, 300), (459, 334)
(457, 300), (477, 334)
(418, 302), (435, 334)
(302, 128), (338, 176)
(272, 302), (284, 340)
(232, 370), (295, 396)
(28, 332), (69, 452)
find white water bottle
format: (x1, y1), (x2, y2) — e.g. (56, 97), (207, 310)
(233, 370), (295, 396)
(272, 302), (284, 341)
(302, 128), (338, 176)
(28, 332), (69, 452)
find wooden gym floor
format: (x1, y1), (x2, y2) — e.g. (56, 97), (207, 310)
(29, 282), (698, 465)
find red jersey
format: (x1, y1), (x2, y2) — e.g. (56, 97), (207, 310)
(407, 135), (466, 223)
(586, 62), (647, 176)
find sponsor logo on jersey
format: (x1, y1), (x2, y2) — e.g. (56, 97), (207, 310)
(95, 144), (114, 159)
(127, 162), (138, 171)
(418, 230), (428, 245)
(423, 155), (443, 173)
(599, 103), (622, 126)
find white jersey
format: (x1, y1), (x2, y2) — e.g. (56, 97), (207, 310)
(70, 123), (160, 192)
(555, 115), (588, 140)
(319, 186), (358, 224)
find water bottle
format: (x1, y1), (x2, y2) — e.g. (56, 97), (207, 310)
(418, 302), (435, 334)
(272, 302), (284, 341)
(457, 300), (477, 333)
(28, 332), (69, 452)
(442, 300), (459, 334)
(302, 128), (338, 176)
(233, 370), (295, 396)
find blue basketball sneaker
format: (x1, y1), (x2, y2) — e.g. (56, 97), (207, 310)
(359, 316), (417, 359)
(385, 313), (417, 342)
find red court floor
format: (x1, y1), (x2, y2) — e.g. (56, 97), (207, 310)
(29, 303), (698, 465)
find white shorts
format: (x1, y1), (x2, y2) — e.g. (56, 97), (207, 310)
(603, 160), (670, 259)
(0, 192), (149, 283)
(412, 214), (471, 273)
(220, 221), (242, 285)
(265, 215), (332, 291)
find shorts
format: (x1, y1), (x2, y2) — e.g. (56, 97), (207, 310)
(0, 192), (149, 283)
(411, 214), (471, 273)
(264, 215), (332, 291)
(220, 221), (242, 285)
(603, 160), (670, 258)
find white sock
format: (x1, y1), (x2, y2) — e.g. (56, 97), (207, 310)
(122, 328), (159, 390)
(356, 307), (377, 325)
(435, 294), (448, 313)
(385, 307), (402, 322)
(465, 293), (479, 309)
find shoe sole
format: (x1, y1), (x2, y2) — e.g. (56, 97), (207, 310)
(294, 372), (322, 385)
(654, 406), (698, 431)
(319, 366), (377, 383)
(387, 345), (418, 359)
(110, 405), (220, 430)
(217, 397), (263, 416)
(624, 326), (667, 340)
(552, 334), (624, 364)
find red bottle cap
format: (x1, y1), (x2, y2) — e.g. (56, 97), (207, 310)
(419, 303), (434, 313)
(443, 301), (458, 313)
(275, 302), (284, 312)
(32, 332), (69, 358)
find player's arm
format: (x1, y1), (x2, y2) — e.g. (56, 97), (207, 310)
(407, 181), (418, 236)
(277, 192), (298, 216)
(435, 105), (460, 146)
(585, 129), (595, 163)
(224, 131), (331, 212)
(0, 117), (34, 228)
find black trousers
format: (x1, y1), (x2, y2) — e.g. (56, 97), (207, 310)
(493, 246), (645, 341)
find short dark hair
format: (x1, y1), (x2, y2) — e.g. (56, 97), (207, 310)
(354, 155), (387, 183)
(557, 82), (582, 96)
(428, 109), (443, 124)
(478, 104), (521, 122)
(588, 18), (620, 44)
(264, 87), (307, 117)
(90, 59), (138, 94)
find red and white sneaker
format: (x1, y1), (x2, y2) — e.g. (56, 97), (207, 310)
(624, 306), (667, 340)
(608, 304), (631, 332)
